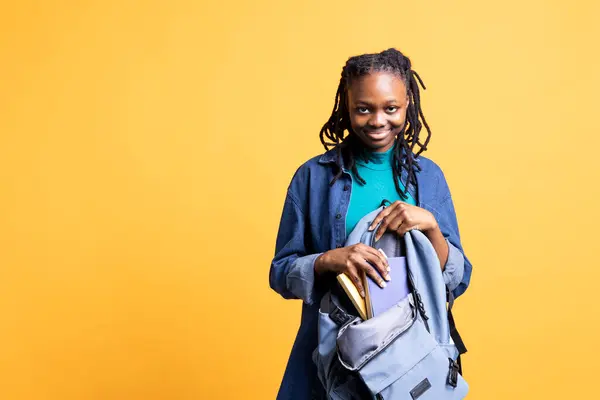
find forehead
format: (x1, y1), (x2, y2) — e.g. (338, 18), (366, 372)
(347, 72), (407, 102)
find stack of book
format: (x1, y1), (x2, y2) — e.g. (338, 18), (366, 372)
(336, 250), (410, 320)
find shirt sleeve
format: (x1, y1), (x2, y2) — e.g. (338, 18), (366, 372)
(436, 177), (473, 299)
(269, 189), (323, 305)
(442, 237), (465, 292)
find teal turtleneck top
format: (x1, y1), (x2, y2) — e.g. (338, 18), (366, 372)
(345, 147), (417, 237)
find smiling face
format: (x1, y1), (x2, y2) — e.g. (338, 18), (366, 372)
(346, 71), (409, 153)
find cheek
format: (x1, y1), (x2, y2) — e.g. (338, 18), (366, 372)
(389, 110), (407, 127)
(350, 114), (369, 129)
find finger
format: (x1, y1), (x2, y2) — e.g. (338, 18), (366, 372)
(374, 210), (401, 242)
(374, 202), (409, 240)
(356, 258), (387, 289)
(347, 268), (366, 298)
(387, 213), (405, 233)
(368, 203), (397, 231)
(371, 245), (391, 272)
(396, 223), (420, 236)
(361, 245), (391, 276)
(374, 215), (390, 242)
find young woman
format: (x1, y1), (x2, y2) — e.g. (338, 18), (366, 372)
(269, 48), (473, 400)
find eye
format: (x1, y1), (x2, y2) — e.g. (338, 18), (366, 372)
(356, 107), (369, 114)
(386, 106), (399, 113)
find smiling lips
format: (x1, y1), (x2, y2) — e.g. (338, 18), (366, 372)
(365, 128), (391, 140)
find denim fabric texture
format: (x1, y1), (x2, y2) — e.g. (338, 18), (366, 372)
(269, 148), (473, 400)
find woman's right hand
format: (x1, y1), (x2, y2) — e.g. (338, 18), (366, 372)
(314, 244), (390, 297)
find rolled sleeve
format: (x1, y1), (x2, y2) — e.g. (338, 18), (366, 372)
(286, 253), (323, 305)
(435, 168), (473, 299)
(269, 189), (322, 305)
(442, 239), (465, 292)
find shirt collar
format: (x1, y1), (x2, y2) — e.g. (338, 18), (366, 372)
(318, 149), (339, 165)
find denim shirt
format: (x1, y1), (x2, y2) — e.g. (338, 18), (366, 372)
(269, 149), (473, 400)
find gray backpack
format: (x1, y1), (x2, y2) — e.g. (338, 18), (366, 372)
(312, 206), (468, 399)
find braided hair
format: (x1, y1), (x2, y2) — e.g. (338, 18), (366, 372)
(320, 48), (431, 200)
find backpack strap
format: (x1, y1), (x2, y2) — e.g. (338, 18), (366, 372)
(407, 271), (430, 333)
(447, 287), (467, 374)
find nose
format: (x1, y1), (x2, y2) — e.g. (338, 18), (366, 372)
(367, 111), (386, 129)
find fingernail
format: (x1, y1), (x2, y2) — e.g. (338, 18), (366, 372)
(368, 225), (374, 231)
(361, 291), (366, 298)
(386, 265), (391, 272)
(380, 281), (387, 288)
(385, 274), (391, 281)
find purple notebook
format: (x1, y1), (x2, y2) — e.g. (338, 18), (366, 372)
(365, 256), (410, 318)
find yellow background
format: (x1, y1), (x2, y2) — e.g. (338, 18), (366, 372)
(1, 1), (599, 399)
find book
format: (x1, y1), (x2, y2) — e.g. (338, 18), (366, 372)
(335, 250), (410, 320)
(364, 255), (410, 319)
(336, 272), (368, 320)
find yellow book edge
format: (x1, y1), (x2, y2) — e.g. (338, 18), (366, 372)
(363, 272), (374, 319)
(336, 273), (369, 320)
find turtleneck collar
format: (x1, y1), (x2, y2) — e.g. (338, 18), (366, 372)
(356, 146), (394, 171)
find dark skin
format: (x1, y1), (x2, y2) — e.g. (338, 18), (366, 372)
(314, 72), (449, 297)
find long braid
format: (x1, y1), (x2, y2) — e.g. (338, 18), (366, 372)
(319, 48), (432, 200)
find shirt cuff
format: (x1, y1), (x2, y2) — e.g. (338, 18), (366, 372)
(286, 253), (323, 305)
(442, 240), (465, 292)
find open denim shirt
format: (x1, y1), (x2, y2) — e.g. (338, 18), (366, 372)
(269, 149), (473, 400)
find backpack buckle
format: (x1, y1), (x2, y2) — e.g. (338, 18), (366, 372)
(447, 358), (459, 388)
(329, 306), (354, 327)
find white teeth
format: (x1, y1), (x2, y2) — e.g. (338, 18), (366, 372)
(368, 130), (390, 138)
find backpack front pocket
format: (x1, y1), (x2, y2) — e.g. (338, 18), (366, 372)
(357, 316), (468, 399)
(336, 294), (416, 371)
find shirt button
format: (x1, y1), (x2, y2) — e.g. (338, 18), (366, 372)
(343, 184), (350, 191)
(336, 213), (342, 219)
(336, 243), (343, 248)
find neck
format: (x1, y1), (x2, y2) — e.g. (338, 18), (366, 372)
(368, 146), (394, 154)
(370, 142), (395, 153)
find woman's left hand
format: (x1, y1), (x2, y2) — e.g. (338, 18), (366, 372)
(368, 201), (438, 242)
